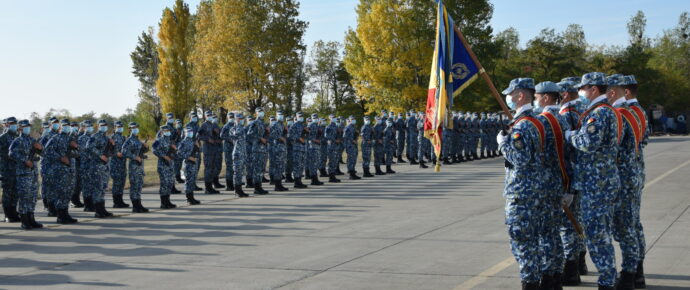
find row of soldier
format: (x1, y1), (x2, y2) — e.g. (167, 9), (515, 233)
(498, 73), (648, 290)
(0, 107), (504, 230)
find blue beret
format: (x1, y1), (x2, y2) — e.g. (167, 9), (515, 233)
(535, 81), (561, 94)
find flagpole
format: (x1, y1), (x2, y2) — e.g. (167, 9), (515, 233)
(451, 25), (513, 120)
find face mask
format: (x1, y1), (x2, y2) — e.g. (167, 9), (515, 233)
(175, 124), (182, 129)
(364, 120), (371, 125)
(212, 118), (218, 124)
(239, 120), (245, 125)
(297, 117), (304, 122)
(287, 121), (294, 126)
(8, 124), (17, 132)
(351, 119), (356, 125)
(532, 100), (541, 111)
(505, 95), (517, 110)
(86, 127), (94, 133)
(258, 112), (265, 118)
(99, 126), (108, 133)
(62, 126), (71, 134)
(22, 127), (31, 135)
(578, 90), (590, 106)
(228, 118), (235, 124)
(277, 115), (284, 121)
(382, 113), (388, 118)
(185, 130), (193, 138)
(167, 119), (174, 124)
(116, 127), (124, 133)
(132, 128), (139, 135)
(192, 117), (198, 122)
(163, 131), (171, 137)
(270, 121), (277, 126)
(51, 123), (60, 130)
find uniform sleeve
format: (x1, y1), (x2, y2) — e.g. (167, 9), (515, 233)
(176, 141), (192, 159)
(152, 139), (165, 158)
(569, 109), (606, 153)
(501, 122), (538, 168)
(122, 139), (135, 160)
(9, 139), (27, 163)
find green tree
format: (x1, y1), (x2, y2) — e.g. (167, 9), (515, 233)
(131, 27), (163, 129)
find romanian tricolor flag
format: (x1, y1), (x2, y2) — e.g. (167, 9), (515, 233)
(424, 0), (480, 171)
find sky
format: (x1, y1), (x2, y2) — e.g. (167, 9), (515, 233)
(1, 0), (687, 120)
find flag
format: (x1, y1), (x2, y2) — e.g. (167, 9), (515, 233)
(424, 0), (480, 171)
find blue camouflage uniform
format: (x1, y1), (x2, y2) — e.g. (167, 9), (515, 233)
(268, 114), (288, 183)
(153, 125), (177, 198)
(172, 118), (184, 181)
(626, 81), (648, 270)
(176, 126), (200, 194)
(284, 117), (294, 180)
(109, 121), (127, 198)
(0, 117), (19, 216)
(9, 122), (40, 215)
(230, 115), (247, 187)
(360, 117), (374, 171)
(198, 111), (220, 186)
(344, 117), (359, 173)
(44, 120), (75, 211)
(247, 108), (269, 191)
(39, 119), (59, 207)
(319, 120), (328, 175)
(395, 114), (406, 159)
(220, 113), (236, 187)
(373, 116), (386, 168)
(406, 112), (418, 161)
(122, 125), (146, 201)
(84, 120), (111, 204)
(307, 115), (322, 178)
(185, 111), (201, 181)
(417, 114), (428, 162)
(288, 113), (307, 181)
(324, 117), (340, 175)
(383, 119), (395, 167)
(77, 122), (93, 203)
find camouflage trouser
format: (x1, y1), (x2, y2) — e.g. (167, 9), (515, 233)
(110, 158), (126, 196)
(580, 189), (617, 287)
(560, 193), (585, 261)
(307, 147), (320, 177)
(89, 163), (108, 203)
(327, 143), (339, 174)
(174, 157), (183, 178)
(213, 148), (223, 178)
(51, 167), (74, 210)
(374, 144), (384, 166)
(361, 143), (372, 168)
(291, 150), (305, 179)
(346, 144), (357, 172)
(203, 150), (217, 183)
(613, 184), (641, 272)
(385, 145), (394, 166)
(396, 133), (405, 157)
(539, 185), (564, 275)
(417, 137), (426, 161)
(224, 149), (234, 183)
(16, 172), (38, 214)
(252, 151), (267, 183)
(246, 151), (254, 182)
(271, 148), (286, 181)
(128, 162), (144, 200)
(506, 197), (542, 283)
(407, 134), (417, 159)
(634, 184), (646, 260)
(158, 162), (174, 197)
(285, 146), (293, 177)
(1, 172), (17, 207)
(320, 145), (328, 170)
(232, 152), (246, 188)
(183, 161), (198, 193)
(40, 164), (48, 200)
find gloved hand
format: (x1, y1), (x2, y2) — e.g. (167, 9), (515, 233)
(565, 130), (577, 139)
(496, 131), (508, 146)
(561, 194), (574, 207)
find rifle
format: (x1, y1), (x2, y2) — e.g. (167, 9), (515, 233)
(29, 142), (42, 162)
(135, 138), (149, 165)
(67, 140), (80, 159)
(103, 137), (115, 163)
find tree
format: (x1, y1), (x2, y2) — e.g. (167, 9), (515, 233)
(306, 40), (343, 114)
(157, 0), (194, 121)
(131, 27), (163, 129)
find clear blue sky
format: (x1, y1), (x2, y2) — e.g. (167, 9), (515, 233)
(1, 0), (687, 119)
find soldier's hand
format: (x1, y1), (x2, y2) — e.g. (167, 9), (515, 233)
(33, 143), (43, 150)
(188, 157), (197, 163)
(109, 139), (115, 145)
(60, 156), (70, 165)
(25, 160), (34, 169)
(171, 144), (178, 150)
(164, 156), (172, 162)
(260, 138), (267, 144)
(280, 137), (286, 143)
(135, 156), (142, 163)
(117, 152), (123, 158)
(99, 155), (108, 162)
(299, 138), (305, 144)
(377, 140), (383, 144)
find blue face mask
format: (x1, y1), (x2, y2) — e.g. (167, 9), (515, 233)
(51, 123), (60, 130)
(258, 112), (265, 118)
(505, 95), (517, 110)
(132, 128), (139, 135)
(116, 127), (124, 133)
(270, 121), (277, 126)
(228, 118), (235, 124)
(163, 131), (171, 137)
(22, 127), (31, 135)
(297, 117), (304, 122)
(175, 123), (182, 129)
(8, 124), (17, 132)
(62, 126), (71, 134)
(287, 121), (294, 126)
(578, 90), (590, 106)
(277, 115), (284, 121)
(167, 119), (174, 124)
(99, 126), (108, 133)
(351, 119), (356, 125)
(192, 117), (198, 122)
(86, 127), (94, 133)
(239, 120), (245, 126)
(185, 130), (193, 138)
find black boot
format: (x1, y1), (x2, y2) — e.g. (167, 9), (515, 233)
(598, 285), (615, 290)
(579, 251), (588, 275)
(442, 157), (451, 165)
(56, 208), (78, 224)
(160, 195), (177, 209)
(294, 177), (308, 189)
(274, 180), (289, 192)
(311, 174), (324, 186)
(419, 160), (428, 168)
(20, 213), (32, 230)
(246, 177), (254, 188)
(480, 152), (486, 159)
(262, 176), (269, 183)
(553, 272), (563, 290)
(83, 197), (95, 212)
(397, 156), (406, 163)
(3, 206), (20, 223)
(226, 178), (234, 191)
(375, 165), (385, 175)
(176, 173), (184, 184)
(254, 183), (269, 195)
(47, 204), (57, 217)
(521, 281), (540, 290)
(319, 168), (328, 178)
(171, 184), (182, 194)
(186, 191), (200, 205)
(71, 192), (84, 208)
(29, 213), (43, 228)
(112, 194), (130, 208)
(205, 182), (220, 194)
(131, 199), (149, 213)
(94, 202), (114, 218)
(194, 183), (203, 191)
(561, 259), (581, 286)
(349, 171), (361, 180)
(235, 184), (249, 197)
(329, 173), (341, 183)
(385, 165), (396, 174)
(617, 271), (635, 290)
(410, 158), (418, 165)
(540, 274), (554, 290)
(285, 173), (294, 183)
(635, 261), (646, 289)
(213, 176), (224, 188)
(363, 168), (374, 177)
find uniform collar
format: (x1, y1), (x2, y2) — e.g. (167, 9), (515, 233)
(612, 97), (626, 108)
(514, 104), (533, 119)
(560, 99), (579, 110)
(626, 98), (639, 105)
(588, 95), (608, 109)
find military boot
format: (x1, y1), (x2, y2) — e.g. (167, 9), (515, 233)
(186, 191), (200, 205)
(254, 183), (269, 195)
(328, 173), (341, 183)
(348, 171), (361, 180)
(616, 271), (635, 290)
(635, 261), (646, 289)
(83, 197), (95, 212)
(3, 206), (20, 223)
(131, 199), (149, 213)
(311, 174), (324, 186)
(159, 195), (177, 209)
(205, 182), (220, 194)
(226, 178), (234, 191)
(112, 194), (130, 208)
(94, 202), (114, 218)
(319, 168), (328, 177)
(294, 178), (308, 189)
(561, 259), (581, 286)
(385, 165), (396, 174)
(213, 176), (224, 188)
(234, 184), (249, 197)
(375, 165), (385, 175)
(71, 192), (84, 208)
(29, 213), (43, 228)
(20, 213), (32, 230)
(363, 167), (374, 177)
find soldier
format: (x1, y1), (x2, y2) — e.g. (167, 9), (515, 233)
(173, 118), (185, 184)
(406, 111), (419, 164)
(336, 117), (347, 175)
(44, 119), (79, 224)
(307, 113), (324, 185)
(623, 75), (648, 288)
(1, 117), (20, 223)
(395, 112), (406, 163)
(153, 125), (178, 208)
(109, 121), (129, 208)
(497, 78), (545, 289)
(198, 111), (221, 194)
(9, 120), (44, 229)
(534, 81), (570, 288)
(68, 121), (85, 208)
(360, 116), (375, 177)
(319, 117), (329, 178)
(269, 111), (289, 191)
(452, 112), (462, 162)
(284, 116), (295, 183)
(39, 118), (60, 210)
(383, 117), (396, 174)
(210, 113), (224, 188)
(220, 112), (236, 190)
(373, 115), (386, 175)
(85, 120), (114, 218)
(565, 72), (620, 290)
(607, 75), (643, 289)
(121, 123), (149, 212)
(176, 125), (201, 204)
(229, 113), (250, 197)
(247, 107), (269, 194)
(288, 112), (308, 188)
(324, 116), (342, 183)
(479, 112), (488, 158)
(185, 111), (203, 191)
(416, 112), (429, 168)
(78, 120), (95, 212)
(343, 116), (361, 180)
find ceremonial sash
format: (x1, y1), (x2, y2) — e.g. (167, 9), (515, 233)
(629, 105), (647, 138)
(515, 116), (545, 152)
(559, 107), (581, 118)
(540, 111), (569, 190)
(617, 108), (641, 153)
(577, 102), (622, 145)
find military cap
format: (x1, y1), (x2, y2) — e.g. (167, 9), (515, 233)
(5, 117), (17, 123)
(255, 107), (264, 112)
(535, 81), (561, 94)
(128, 122), (138, 128)
(204, 110), (213, 117)
(235, 112), (245, 119)
(374, 115), (381, 120)
(348, 115), (355, 120)
(166, 112), (174, 119)
(363, 116), (371, 121)
(114, 121), (123, 127)
(269, 116), (276, 121)
(49, 117), (59, 123)
(311, 113), (318, 119)
(575, 72), (607, 88)
(227, 112), (235, 118)
(184, 124), (194, 130)
(624, 75), (637, 85)
(501, 78), (535, 95)
(18, 119), (31, 127)
(82, 120), (92, 126)
(189, 111), (198, 117)
(160, 124), (172, 131)
(175, 118), (182, 123)
(97, 119), (108, 126)
(561, 77), (581, 84)
(70, 121), (78, 127)
(60, 119), (70, 126)
(606, 74), (626, 87)
(285, 116), (293, 121)
(557, 81), (578, 93)
(296, 112), (304, 117)
(41, 122), (49, 128)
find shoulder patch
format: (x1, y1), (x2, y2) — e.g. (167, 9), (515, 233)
(587, 125), (597, 134)
(587, 118), (596, 124)
(512, 132), (521, 139)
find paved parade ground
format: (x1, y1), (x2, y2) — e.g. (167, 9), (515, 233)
(1, 136), (689, 290)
